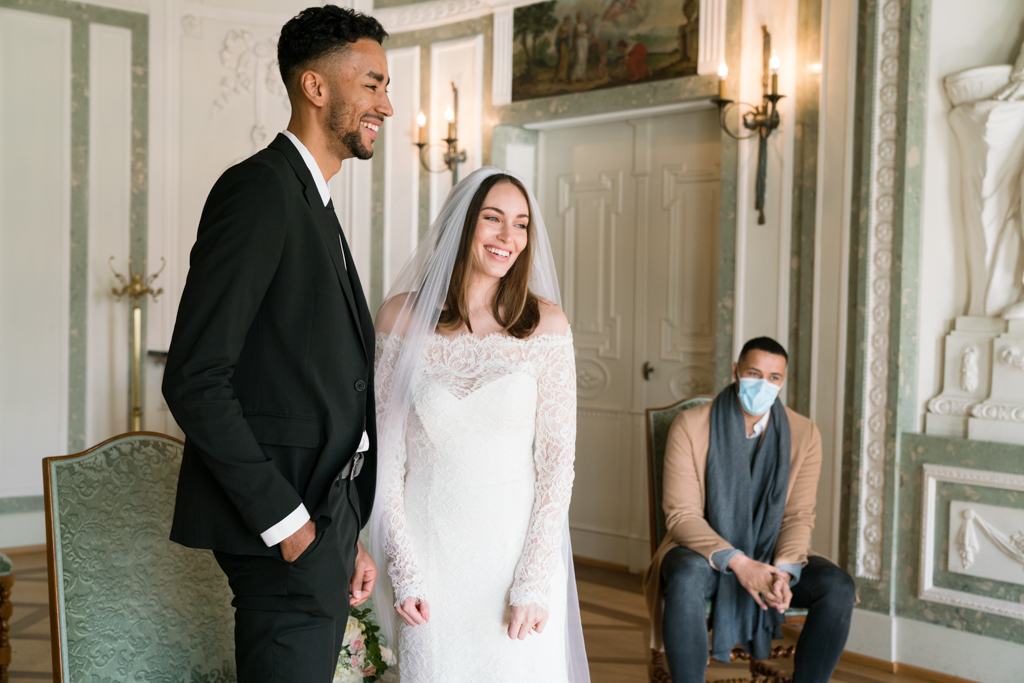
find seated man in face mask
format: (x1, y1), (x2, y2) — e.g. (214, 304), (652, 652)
(643, 337), (855, 683)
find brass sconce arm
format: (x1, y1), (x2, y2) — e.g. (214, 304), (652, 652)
(712, 26), (785, 225)
(414, 82), (468, 184)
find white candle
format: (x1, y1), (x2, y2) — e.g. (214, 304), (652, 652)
(417, 111), (426, 144)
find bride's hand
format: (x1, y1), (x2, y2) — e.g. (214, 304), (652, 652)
(508, 604), (548, 640)
(396, 597), (430, 627)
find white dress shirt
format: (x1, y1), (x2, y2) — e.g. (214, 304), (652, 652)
(746, 410), (770, 440)
(260, 130), (369, 548)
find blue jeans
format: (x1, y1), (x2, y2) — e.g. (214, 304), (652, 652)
(660, 547), (855, 683)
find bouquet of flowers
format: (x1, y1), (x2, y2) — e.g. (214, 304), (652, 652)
(333, 604), (395, 683)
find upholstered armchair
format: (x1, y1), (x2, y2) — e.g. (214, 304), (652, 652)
(645, 397), (806, 683)
(43, 433), (236, 682)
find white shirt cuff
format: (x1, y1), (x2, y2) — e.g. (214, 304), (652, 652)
(357, 430), (369, 453)
(260, 503), (310, 547)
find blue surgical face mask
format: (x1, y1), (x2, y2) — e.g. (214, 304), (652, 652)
(736, 377), (781, 416)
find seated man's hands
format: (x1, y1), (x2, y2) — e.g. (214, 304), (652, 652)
(765, 571), (793, 613)
(508, 603), (549, 640)
(280, 519), (316, 563)
(727, 554), (790, 611)
(396, 597), (430, 627)
(350, 540), (377, 606)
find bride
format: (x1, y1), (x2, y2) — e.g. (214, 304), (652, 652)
(367, 167), (589, 682)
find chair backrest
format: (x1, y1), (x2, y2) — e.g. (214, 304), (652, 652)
(0, 552), (10, 576)
(44, 433), (236, 683)
(646, 396), (713, 555)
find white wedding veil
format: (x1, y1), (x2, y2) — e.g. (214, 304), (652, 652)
(366, 166), (590, 682)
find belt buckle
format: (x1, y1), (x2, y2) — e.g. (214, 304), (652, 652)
(349, 452), (364, 480)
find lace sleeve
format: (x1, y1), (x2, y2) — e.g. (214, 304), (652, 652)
(509, 334), (577, 610)
(375, 334), (428, 606)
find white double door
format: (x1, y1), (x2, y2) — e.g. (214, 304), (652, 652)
(539, 108), (721, 570)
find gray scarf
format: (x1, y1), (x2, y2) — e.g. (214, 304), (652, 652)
(705, 383), (790, 661)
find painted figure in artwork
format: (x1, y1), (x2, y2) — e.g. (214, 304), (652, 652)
(617, 39), (652, 82)
(511, 0), (699, 101)
(597, 39), (611, 80)
(602, 0), (639, 23)
(680, 0), (700, 65)
(554, 15), (573, 83)
(571, 12), (592, 83)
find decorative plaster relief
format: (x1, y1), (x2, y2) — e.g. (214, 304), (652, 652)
(181, 15), (202, 39)
(919, 465), (1024, 620)
(375, 0), (491, 34)
(970, 402), (1024, 423)
(576, 359), (609, 398)
(926, 396), (977, 416)
(998, 345), (1024, 371)
(857, 0), (902, 582)
(213, 29), (289, 153)
(955, 507), (1024, 571)
(961, 345), (979, 391)
(945, 47), (1024, 318)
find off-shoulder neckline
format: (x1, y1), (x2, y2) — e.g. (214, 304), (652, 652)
(375, 327), (573, 345)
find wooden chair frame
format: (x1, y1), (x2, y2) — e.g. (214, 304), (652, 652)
(644, 398), (802, 683)
(43, 432), (184, 682)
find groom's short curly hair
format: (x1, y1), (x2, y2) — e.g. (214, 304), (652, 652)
(278, 5), (388, 91)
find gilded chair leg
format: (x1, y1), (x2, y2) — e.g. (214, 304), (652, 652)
(649, 649), (672, 683)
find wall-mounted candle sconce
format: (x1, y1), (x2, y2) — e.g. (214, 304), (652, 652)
(713, 26), (784, 225)
(414, 82), (468, 184)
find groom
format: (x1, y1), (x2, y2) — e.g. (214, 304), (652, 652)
(162, 6), (392, 682)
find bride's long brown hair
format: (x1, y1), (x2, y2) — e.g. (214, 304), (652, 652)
(436, 173), (540, 339)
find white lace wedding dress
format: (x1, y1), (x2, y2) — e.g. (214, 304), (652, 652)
(375, 329), (577, 683)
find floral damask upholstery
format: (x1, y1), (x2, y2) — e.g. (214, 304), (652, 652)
(45, 434), (236, 682)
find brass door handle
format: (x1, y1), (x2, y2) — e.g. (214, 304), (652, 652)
(643, 362), (654, 380)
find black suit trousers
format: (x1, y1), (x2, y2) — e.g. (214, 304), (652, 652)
(215, 477), (362, 682)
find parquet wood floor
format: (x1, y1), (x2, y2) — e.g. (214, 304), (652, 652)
(2, 548), (957, 683)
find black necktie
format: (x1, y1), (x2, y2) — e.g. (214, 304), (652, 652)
(325, 199), (347, 271)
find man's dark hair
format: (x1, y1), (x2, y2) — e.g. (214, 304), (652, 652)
(278, 6), (388, 89)
(738, 336), (788, 363)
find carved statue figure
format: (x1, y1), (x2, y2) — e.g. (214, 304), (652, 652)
(946, 43), (1024, 318)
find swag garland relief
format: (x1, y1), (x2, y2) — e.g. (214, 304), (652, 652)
(919, 465), (1024, 620)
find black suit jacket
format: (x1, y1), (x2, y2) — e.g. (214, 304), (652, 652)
(164, 134), (376, 557)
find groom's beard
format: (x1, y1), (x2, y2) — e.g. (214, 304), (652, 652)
(327, 94), (373, 161)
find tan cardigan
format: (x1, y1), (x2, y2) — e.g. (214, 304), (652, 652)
(642, 401), (822, 649)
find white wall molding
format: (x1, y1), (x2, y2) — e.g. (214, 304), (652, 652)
(919, 464), (1024, 619)
(375, 0), (492, 34)
(428, 34), (484, 221)
(491, 6), (513, 106)
(523, 100), (715, 131)
(697, 0), (727, 76)
(86, 23), (133, 444)
(856, 0), (903, 581)
(382, 45), (422, 295)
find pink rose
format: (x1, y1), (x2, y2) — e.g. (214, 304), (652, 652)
(352, 638), (364, 651)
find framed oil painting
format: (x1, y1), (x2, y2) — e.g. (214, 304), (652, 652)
(512, 0), (699, 102)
